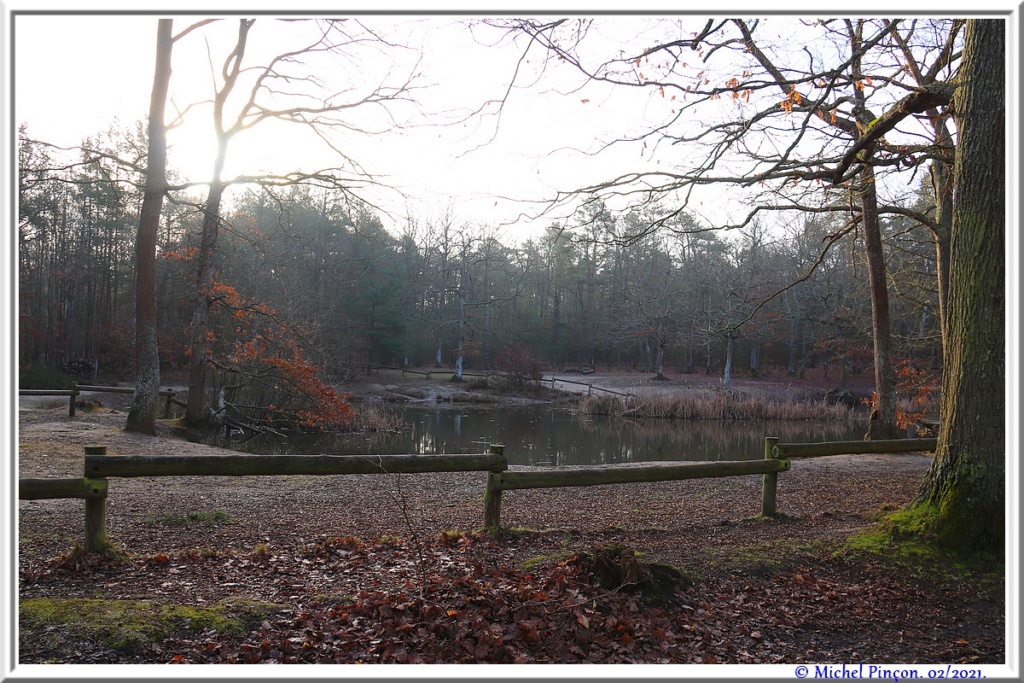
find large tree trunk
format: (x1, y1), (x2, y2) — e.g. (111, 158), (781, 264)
(859, 162), (901, 440)
(913, 19), (1004, 553)
(126, 19), (173, 435)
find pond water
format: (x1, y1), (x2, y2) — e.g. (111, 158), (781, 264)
(218, 405), (866, 467)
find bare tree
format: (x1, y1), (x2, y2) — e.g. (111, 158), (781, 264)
(181, 18), (418, 427)
(492, 17), (962, 438)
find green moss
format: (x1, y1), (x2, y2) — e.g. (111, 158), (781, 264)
(842, 503), (1001, 578)
(706, 537), (834, 577)
(19, 597), (282, 658)
(745, 511), (799, 523)
(845, 502), (952, 560)
(520, 552), (573, 571)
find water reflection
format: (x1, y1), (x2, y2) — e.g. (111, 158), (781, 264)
(222, 405), (865, 466)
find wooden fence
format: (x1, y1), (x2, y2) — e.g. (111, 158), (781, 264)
(18, 383), (179, 418)
(17, 437), (937, 551)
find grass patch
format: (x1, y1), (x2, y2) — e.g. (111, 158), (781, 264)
(19, 597), (282, 660)
(520, 551), (574, 571)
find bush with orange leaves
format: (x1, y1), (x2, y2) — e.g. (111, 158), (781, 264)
(194, 277), (354, 431)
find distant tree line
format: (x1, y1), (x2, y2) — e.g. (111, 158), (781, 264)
(19, 124), (942, 395)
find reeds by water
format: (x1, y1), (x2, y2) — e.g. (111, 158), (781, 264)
(578, 390), (855, 421)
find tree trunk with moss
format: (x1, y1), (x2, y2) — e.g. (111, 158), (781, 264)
(913, 19), (1004, 553)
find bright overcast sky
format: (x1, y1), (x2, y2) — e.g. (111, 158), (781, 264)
(11, 11), (754, 240)
(9, 6), (1019, 242)
(13, 14), (632, 236)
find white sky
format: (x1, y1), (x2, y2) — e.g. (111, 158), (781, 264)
(11, 12), (761, 241)
(11, 14), (640, 237)
(9, 6), (1019, 243)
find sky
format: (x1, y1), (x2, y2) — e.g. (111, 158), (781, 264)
(11, 14), (661, 239)
(8, 7), (1020, 245)
(10, 12), (766, 242)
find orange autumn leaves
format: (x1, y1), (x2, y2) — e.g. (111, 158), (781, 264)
(166, 254), (354, 429)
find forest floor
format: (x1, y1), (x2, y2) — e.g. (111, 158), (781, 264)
(15, 373), (1004, 667)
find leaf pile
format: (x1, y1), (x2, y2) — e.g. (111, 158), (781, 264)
(21, 533), (1003, 665)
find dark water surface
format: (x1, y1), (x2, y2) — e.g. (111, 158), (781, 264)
(222, 405), (865, 467)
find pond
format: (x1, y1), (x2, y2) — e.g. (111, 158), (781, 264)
(216, 405), (866, 467)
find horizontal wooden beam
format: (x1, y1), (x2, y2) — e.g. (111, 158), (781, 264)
(19, 478), (108, 500)
(20, 387), (175, 397)
(774, 438), (937, 458)
(84, 452), (508, 478)
(18, 389), (77, 396)
(490, 458), (790, 492)
(73, 385), (175, 396)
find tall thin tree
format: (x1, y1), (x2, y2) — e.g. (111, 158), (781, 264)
(126, 19), (173, 435)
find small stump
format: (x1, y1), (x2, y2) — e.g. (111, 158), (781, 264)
(573, 543), (693, 609)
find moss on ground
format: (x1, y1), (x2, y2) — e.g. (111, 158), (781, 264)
(19, 596), (282, 660)
(704, 537), (834, 578)
(842, 503), (1003, 585)
(520, 551), (574, 571)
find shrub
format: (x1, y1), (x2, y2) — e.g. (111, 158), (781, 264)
(496, 344), (543, 389)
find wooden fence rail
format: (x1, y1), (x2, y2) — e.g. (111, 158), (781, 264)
(482, 457), (789, 530)
(19, 383), (178, 418)
(486, 459), (789, 492)
(774, 438), (937, 459)
(18, 436), (938, 550)
(18, 478), (108, 500)
(545, 376), (633, 398)
(366, 365), (631, 397)
(84, 452), (508, 478)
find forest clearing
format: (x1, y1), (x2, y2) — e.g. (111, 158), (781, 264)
(17, 376), (1003, 665)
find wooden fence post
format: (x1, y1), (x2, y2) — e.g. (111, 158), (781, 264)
(83, 445), (109, 551)
(163, 391), (175, 419)
(69, 381), (79, 417)
(762, 436), (780, 517)
(483, 444), (507, 535)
